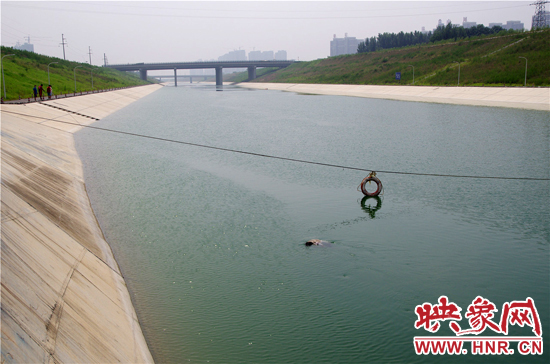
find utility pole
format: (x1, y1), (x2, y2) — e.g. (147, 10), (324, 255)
(408, 65), (415, 85)
(104, 53), (108, 66)
(88, 46), (93, 65)
(60, 34), (67, 60)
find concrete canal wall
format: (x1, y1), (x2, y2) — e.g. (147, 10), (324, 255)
(238, 83), (550, 111)
(1, 84), (162, 363)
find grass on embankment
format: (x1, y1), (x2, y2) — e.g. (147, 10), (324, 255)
(0, 46), (152, 101)
(250, 30), (549, 87)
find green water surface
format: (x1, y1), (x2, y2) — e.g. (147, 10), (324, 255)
(76, 85), (549, 363)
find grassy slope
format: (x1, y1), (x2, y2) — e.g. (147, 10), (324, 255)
(0, 46), (151, 101)
(224, 67), (280, 83)
(252, 30), (549, 87)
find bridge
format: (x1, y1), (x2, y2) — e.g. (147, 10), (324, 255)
(104, 60), (296, 86)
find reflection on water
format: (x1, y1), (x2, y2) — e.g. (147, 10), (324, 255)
(360, 196), (383, 219)
(76, 84), (549, 363)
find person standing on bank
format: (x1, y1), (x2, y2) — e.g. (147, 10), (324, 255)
(47, 85), (52, 99)
(33, 85), (38, 100)
(38, 84), (44, 100)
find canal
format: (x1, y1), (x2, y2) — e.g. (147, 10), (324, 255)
(75, 84), (549, 363)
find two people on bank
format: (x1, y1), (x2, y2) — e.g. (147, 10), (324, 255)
(33, 84), (53, 100)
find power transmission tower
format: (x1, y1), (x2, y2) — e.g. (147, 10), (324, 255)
(531, 0), (549, 29)
(60, 34), (67, 60)
(88, 46), (93, 65)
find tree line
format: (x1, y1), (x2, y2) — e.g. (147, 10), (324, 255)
(430, 22), (519, 42)
(357, 23), (522, 54)
(358, 31), (433, 53)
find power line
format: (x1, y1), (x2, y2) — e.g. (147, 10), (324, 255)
(3, 109), (548, 182)
(1, 22), (29, 35)
(2, 2), (530, 20)
(82, 1), (507, 14)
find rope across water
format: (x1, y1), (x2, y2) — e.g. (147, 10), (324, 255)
(4, 109), (549, 181)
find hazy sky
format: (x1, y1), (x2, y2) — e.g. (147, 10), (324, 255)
(1, 1), (537, 67)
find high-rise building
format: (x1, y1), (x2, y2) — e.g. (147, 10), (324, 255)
(249, 50), (283, 60)
(248, 50), (261, 61)
(463, 17), (477, 29)
(218, 51), (246, 74)
(218, 50), (246, 61)
(261, 51), (274, 60)
(503, 20), (524, 30)
(274, 50), (287, 60)
(330, 33), (361, 57)
(14, 38), (34, 53)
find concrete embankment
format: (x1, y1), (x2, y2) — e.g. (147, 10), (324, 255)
(1, 84), (162, 363)
(238, 83), (549, 111)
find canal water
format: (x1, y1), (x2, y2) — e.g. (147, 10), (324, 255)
(75, 84), (549, 363)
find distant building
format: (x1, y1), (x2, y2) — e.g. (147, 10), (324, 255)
(261, 51), (274, 60)
(463, 17), (477, 29)
(330, 33), (361, 57)
(489, 22), (503, 28)
(249, 50), (280, 61)
(420, 26), (429, 35)
(503, 20), (524, 30)
(218, 50), (246, 61)
(218, 51), (246, 74)
(274, 50), (287, 60)
(248, 50), (262, 61)
(532, 10), (550, 28)
(14, 39), (34, 53)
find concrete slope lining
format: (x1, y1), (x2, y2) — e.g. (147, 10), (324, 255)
(1, 84), (162, 363)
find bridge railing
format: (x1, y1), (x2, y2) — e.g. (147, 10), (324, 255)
(105, 60), (296, 67)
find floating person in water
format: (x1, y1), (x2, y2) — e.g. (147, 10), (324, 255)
(305, 239), (332, 247)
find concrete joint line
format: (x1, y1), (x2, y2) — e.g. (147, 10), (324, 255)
(0, 285), (51, 357)
(39, 103), (99, 121)
(45, 248), (87, 358)
(0, 210), (39, 223)
(51, 91), (139, 116)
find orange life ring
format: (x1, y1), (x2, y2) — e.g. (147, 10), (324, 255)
(359, 176), (383, 197)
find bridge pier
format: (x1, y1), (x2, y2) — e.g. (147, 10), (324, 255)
(247, 66), (257, 81)
(174, 68), (177, 87)
(215, 66), (223, 86)
(139, 68), (147, 81)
